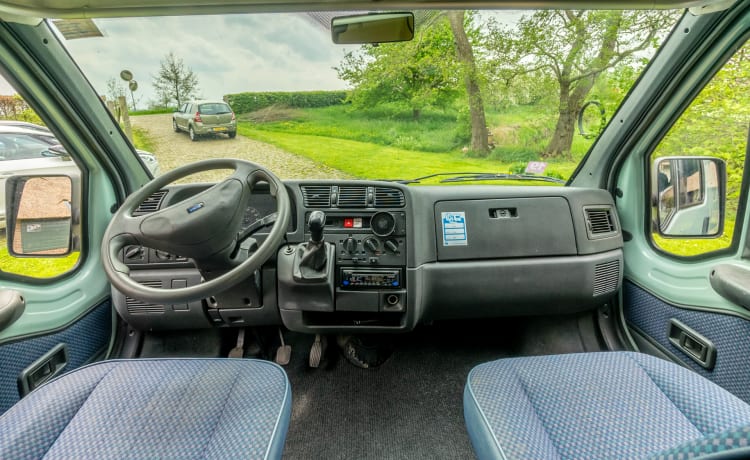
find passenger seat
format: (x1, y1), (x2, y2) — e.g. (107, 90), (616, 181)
(464, 352), (750, 459)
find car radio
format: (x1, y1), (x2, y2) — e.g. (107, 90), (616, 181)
(340, 268), (402, 289)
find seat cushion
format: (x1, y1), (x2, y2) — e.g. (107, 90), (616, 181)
(465, 352), (750, 460)
(0, 358), (291, 459)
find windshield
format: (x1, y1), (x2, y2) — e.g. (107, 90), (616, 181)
(46, 10), (679, 184)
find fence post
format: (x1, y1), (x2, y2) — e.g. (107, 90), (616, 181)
(118, 96), (132, 141)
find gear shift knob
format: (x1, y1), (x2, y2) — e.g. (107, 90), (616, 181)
(308, 211), (326, 243)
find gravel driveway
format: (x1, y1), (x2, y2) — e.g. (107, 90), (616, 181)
(131, 114), (351, 182)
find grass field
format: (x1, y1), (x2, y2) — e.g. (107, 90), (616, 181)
(238, 125), (575, 185)
(238, 104), (580, 184)
(0, 243), (79, 278)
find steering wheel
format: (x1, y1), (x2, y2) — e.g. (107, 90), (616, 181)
(101, 159), (291, 304)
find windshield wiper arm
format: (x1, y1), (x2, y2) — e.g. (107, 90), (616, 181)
(440, 173), (566, 184)
(381, 172), (496, 184)
(382, 172), (565, 185)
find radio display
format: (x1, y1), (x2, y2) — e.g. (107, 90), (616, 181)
(340, 269), (401, 289)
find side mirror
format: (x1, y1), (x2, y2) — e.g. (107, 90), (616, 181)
(6, 175), (74, 256)
(652, 156), (726, 237)
(331, 12), (414, 44)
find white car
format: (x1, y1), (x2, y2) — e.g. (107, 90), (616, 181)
(0, 125), (160, 229)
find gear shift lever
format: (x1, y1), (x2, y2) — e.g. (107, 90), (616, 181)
(308, 211), (325, 244)
(299, 211), (328, 272)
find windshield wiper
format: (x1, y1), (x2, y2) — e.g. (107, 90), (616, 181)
(440, 173), (566, 184)
(383, 172), (565, 185)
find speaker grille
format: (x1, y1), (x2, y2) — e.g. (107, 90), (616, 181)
(593, 259), (621, 296)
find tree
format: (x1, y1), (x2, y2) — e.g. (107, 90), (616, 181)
(488, 10), (676, 157)
(152, 51), (199, 108)
(448, 11), (488, 154)
(335, 18), (461, 120)
(105, 77), (126, 104)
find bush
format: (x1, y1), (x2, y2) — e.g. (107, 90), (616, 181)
(224, 91), (348, 113)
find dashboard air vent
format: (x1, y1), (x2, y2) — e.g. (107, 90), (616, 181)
(125, 280), (165, 314)
(593, 259), (621, 296)
(301, 185), (332, 207)
(338, 186), (367, 207)
(374, 187), (405, 208)
(132, 190), (167, 216)
(584, 207), (617, 238)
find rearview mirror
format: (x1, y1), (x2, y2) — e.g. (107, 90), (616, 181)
(331, 12), (414, 44)
(652, 156), (726, 237)
(7, 176), (73, 256)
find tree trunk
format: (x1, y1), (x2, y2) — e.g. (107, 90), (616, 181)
(448, 11), (488, 155)
(545, 105), (577, 158)
(412, 108), (421, 120)
(544, 75), (596, 158)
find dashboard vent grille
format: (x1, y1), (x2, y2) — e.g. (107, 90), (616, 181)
(584, 207), (617, 238)
(301, 186), (332, 207)
(132, 190), (167, 216)
(374, 187), (405, 208)
(338, 186), (367, 207)
(593, 259), (621, 296)
(125, 280), (165, 314)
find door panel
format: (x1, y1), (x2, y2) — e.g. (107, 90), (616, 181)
(0, 21), (132, 415)
(0, 300), (111, 413)
(624, 281), (750, 403)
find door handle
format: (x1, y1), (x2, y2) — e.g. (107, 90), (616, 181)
(710, 264), (750, 311)
(668, 319), (716, 370)
(0, 289), (25, 331)
(18, 343), (68, 396)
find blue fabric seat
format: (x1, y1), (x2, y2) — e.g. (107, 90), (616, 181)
(464, 352), (750, 460)
(0, 358), (291, 459)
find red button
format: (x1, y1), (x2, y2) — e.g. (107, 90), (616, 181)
(343, 218), (354, 228)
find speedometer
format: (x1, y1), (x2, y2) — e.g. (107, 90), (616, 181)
(240, 206), (261, 232)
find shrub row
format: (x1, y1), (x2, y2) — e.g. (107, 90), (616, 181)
(224, 91), (348, 113)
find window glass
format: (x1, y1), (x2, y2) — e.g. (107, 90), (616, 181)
(651, 41), (749, 256)
(0, 91), (81, 278)
(198, 103), (231, 114)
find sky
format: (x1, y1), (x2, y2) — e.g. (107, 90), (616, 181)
(0, 11), (526, 108)
(56, 14), (356, 108)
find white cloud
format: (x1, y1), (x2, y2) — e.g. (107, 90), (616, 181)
(59, 14), (352, 107)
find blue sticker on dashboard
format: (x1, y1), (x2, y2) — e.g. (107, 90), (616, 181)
(187, 202), (205, 214)
(441, 211), (467, 246)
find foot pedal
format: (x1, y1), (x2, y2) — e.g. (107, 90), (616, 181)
(275, 329), (291, 365)
(228, 329), (245, 358)
(309, 334), (326, 368)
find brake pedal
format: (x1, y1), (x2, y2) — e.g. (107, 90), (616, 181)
(275, 329), (291, 365)
(228, 328), (245, 358)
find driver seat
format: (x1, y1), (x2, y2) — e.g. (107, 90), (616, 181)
(0, 358), (291, 459)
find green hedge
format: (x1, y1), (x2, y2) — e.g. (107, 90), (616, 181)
(224, 91), (348, 113)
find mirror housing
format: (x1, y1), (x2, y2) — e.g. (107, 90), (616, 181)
(331, 12), (414, 44)
(6, 175), (76, 256)
(652, 156), (726, 237)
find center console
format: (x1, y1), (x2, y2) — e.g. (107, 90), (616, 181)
(277, 209), (408, 331)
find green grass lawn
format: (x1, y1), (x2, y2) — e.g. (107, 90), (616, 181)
(238, 124), (578, 185)
(0, 245), (79, 278)
(653, 219), (735, 257)
(242, 105), (465, 153)
(132, 126), (156, 152)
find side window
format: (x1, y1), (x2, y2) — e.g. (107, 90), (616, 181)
(0, 92), (82, 278)
(650, 41), (749, 257)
